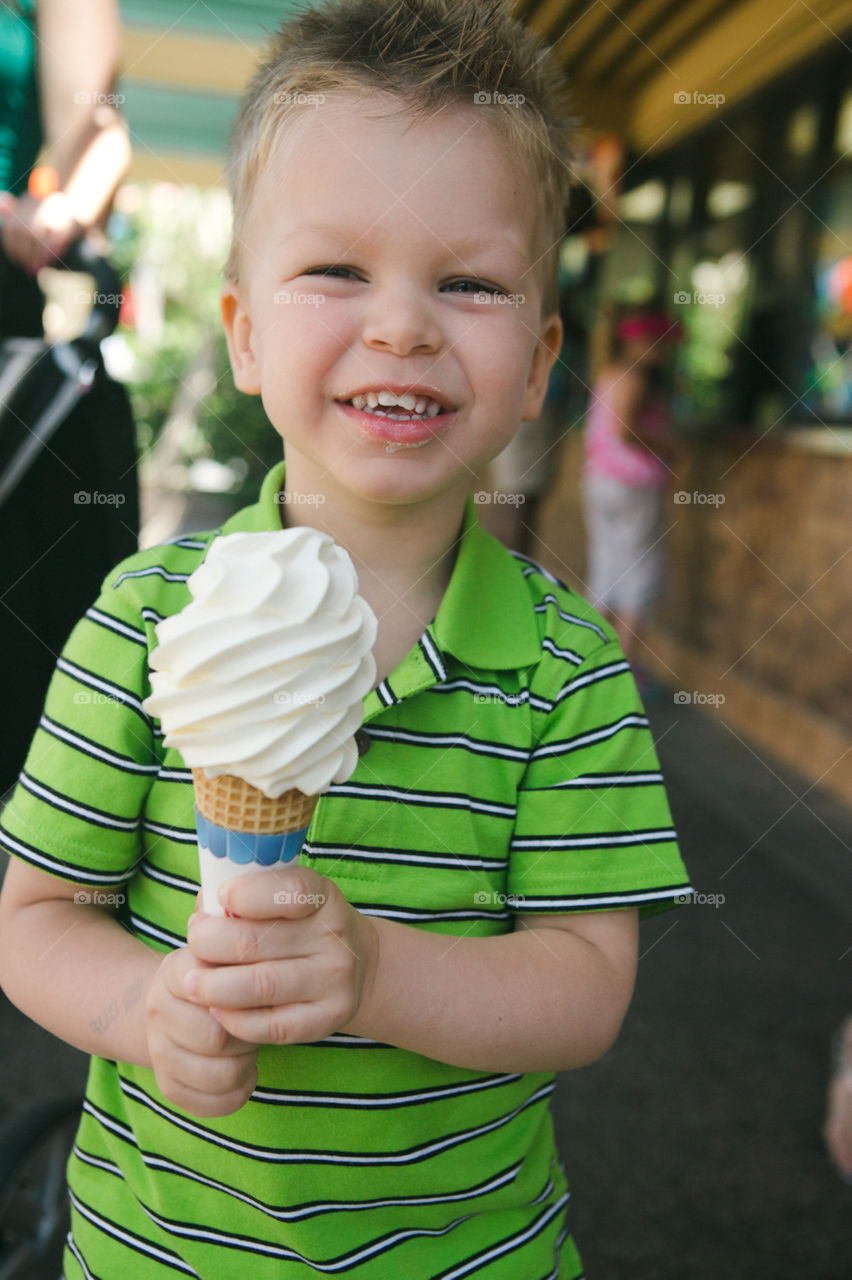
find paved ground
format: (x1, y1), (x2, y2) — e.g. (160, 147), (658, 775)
(552, 692), (852, 1277)
(1, 689), (850, 1275)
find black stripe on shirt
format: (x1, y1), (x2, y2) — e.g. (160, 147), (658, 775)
(68, 1189), (197, 1274)
(55, 657), (151, 724)
(419, 631), (447, 682)
(85, 606), (148, 646)
(364, 724), (530, 762)
(435, 1191), (570, 1280)
(38, 714), (159, 776)
(111, 564), (191, 588)
(553, 661), (631, 704)
(19, 771), (139, 832)
(530, 714), (649, 760)
(544, 771), (663, 789)
(511, 827), (678, 851)
(306, 841), (506, 872)
(431, 679), (549, 711)
(329, 780), (516, 818)
(506, 883), (693, 911)
(541, 637), (585, 666)
(0, 823), (138, 884)
(116, 1076), (554, 1166)
(252, 1071), (522, 1108)
(534, 596), (608, 640)
(375, 678), (396, 707)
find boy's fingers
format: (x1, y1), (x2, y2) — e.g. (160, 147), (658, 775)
(214, 1000), (336, 1048)
(219, 867), (330, 920)
(189, 957), (327, 1011)
(186, 912), (314, 966)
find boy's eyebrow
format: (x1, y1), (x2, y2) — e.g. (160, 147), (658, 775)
(279, 223), (533, 268)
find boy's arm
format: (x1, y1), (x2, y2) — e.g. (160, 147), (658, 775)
(0, 860), (259, 1117)
(345, 906), (638, 1072)
(0, 859), (160, 1067)
(188, 868), (639, 1075)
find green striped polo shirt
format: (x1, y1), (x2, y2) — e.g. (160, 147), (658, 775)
(0, 461), (691, 1279)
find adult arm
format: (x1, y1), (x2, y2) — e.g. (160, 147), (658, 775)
(0, 0), (131, 270)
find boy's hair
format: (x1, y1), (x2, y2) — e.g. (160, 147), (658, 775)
(225, 0), (574, 315)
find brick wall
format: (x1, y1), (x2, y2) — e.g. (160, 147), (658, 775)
(532, 426), (852, 801)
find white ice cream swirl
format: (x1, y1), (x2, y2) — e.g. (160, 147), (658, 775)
(143, 528), (377, 796)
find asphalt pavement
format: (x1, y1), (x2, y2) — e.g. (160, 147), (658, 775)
(1, 688), (850, 1276)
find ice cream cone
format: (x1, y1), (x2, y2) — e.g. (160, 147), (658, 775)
(192, 768), (317, 915)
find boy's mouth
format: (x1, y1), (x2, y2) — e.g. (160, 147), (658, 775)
(335, 388), (456, 446)
(338, 389), (449, 421)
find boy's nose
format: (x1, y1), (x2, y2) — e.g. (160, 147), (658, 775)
(361, 284), (441, 356)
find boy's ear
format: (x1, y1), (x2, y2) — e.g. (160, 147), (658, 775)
(220, 283), (261, 394)
(521, 313), (563, 422)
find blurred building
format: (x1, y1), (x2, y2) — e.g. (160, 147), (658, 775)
(113, 0), (852, 802)
(522, 0), (852, 805)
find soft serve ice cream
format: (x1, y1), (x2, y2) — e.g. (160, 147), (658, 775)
(143, 528), (377, 914)
(144, 528), (377, 794)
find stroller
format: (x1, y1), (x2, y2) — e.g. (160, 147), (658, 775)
(0, 240), (137, 1276)
(0, 238), (139, 794)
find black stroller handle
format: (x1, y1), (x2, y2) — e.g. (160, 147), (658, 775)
(53, 237), (124, 350)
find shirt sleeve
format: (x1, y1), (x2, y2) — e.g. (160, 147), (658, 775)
(0, 577), (159, 886)
(507, 639), (692, 918)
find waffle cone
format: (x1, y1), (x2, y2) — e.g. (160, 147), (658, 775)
(192, 768), (317, 834)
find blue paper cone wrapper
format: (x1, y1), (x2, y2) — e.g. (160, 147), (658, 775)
(195, 810), (309, 867)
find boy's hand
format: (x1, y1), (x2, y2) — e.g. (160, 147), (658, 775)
(146, 931), (259, 1118)
(183, 867), (378, 1047)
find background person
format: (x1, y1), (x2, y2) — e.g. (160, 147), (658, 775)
(0, 0), (134, 795)
(581, 304), (681, 678)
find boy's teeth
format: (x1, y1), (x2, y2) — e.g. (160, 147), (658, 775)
(349, 391), (444, 417)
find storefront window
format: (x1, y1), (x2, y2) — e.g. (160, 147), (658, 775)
(801, 169), (852, 422)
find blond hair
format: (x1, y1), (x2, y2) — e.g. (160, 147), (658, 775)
(225, 0), (574, 314)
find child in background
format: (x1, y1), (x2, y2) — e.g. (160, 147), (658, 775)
(582, 306), (682, 673)
(0, 3), (692, 1276)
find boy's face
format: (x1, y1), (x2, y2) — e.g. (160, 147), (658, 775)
(222, 93), (562, 512)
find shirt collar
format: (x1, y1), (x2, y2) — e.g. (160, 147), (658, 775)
(220, 460), (540, 672)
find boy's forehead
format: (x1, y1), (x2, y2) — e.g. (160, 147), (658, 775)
(252, 92), (540, 258)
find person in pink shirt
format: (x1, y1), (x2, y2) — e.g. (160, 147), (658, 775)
(582, 307), (681, 674)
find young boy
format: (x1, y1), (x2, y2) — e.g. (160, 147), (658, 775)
(0, 2), (691, 1276)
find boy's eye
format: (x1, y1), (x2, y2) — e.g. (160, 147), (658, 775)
(303, 265), (361, 280)
(444, 279), (507, 297)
